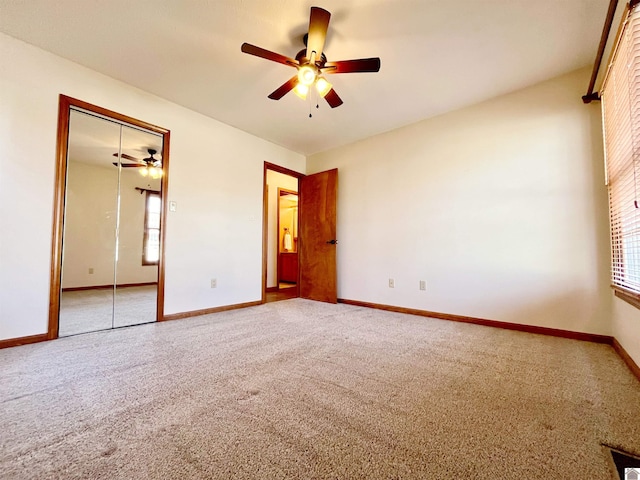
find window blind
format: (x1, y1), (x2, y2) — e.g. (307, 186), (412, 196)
(602, 5), (640, 293)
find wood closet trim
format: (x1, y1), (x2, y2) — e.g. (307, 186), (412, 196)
(49, 95), (171, 339)
(0, 334), (50, 350)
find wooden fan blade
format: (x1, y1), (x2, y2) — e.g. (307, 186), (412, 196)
(322, 58), (381, 74)
(112, 162), (143, 168)
(268, 76), (299, 100)
(241, 43), (298, 67)
(306, 7), (331, 61)
(324, 88), (343, 108)
(112, 152), (141, 162)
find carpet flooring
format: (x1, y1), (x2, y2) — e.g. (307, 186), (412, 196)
(1, 299), (639, 479)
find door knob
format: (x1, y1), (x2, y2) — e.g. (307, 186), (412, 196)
(326, 239), (338, 245)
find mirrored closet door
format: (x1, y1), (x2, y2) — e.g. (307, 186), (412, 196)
(57, 106), (166, 337)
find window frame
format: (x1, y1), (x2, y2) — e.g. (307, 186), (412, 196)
(601, 3), (640, 309)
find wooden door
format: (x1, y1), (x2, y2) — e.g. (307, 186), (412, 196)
(299, 169), (338, 303)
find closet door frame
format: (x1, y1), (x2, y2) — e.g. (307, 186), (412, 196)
(48, 95), (171, 339)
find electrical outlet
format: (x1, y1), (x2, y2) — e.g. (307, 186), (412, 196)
(211, 278), (217, 288)
(419, 280), (426, 291)
(388, 278), (395, 288)
(88, 268), (94, 274)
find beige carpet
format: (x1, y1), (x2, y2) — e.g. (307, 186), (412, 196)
(1, 299), (639, 479)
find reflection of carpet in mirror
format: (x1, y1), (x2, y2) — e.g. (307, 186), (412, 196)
(59, 285), (157, 337)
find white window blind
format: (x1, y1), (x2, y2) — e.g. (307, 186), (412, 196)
(602, 5), (640, 294)
(143, 191), (161, 265)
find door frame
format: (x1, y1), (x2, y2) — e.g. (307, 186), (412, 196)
(48, 95), (171, 339)
(276, 187), (298, 288)
(262, 162), (304, 303)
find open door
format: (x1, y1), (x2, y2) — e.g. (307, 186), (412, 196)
(299, 169), (338, 303)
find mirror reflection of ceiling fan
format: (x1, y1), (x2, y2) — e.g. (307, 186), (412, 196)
(112, 148), (163, 179)
(241, 6), (381, 108)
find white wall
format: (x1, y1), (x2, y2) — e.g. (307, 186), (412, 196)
(0, 33), (305, 340)
(612, 297), (640, 366)
(2, 30), (635, 357)
(62, 161), (118, 288)
(308, 68), (612, 335)
(265, 170), (298, 288)
(61, 161), (160, 289)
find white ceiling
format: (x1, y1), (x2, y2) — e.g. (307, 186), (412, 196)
(0, 0), (608, 156)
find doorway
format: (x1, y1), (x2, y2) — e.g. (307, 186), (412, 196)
(262, 162), (338, 304)
(264, 165), (301, 303)
(48, 96), (170, 338)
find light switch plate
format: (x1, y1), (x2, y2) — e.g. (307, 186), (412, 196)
(169, 201), (177, 212)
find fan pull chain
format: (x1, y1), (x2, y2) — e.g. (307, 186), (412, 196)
(308, 88), (320, 117)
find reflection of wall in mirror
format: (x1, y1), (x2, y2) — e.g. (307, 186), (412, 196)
(61, 160), (161, 288)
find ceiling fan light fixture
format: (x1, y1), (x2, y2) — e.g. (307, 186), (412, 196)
(149, 167), (163, 179)
(294, 83), (309, 99)
(297, 65), (317, 86)
(315, 77), (332, 97)
(139, 167), (149, 177)
(241, 6), (380, 108)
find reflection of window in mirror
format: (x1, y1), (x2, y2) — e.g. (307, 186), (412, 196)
(143, 191), (161, 265)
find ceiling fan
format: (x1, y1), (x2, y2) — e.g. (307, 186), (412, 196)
(241, 6), (381, 108)
(112, 149), (163, 178)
